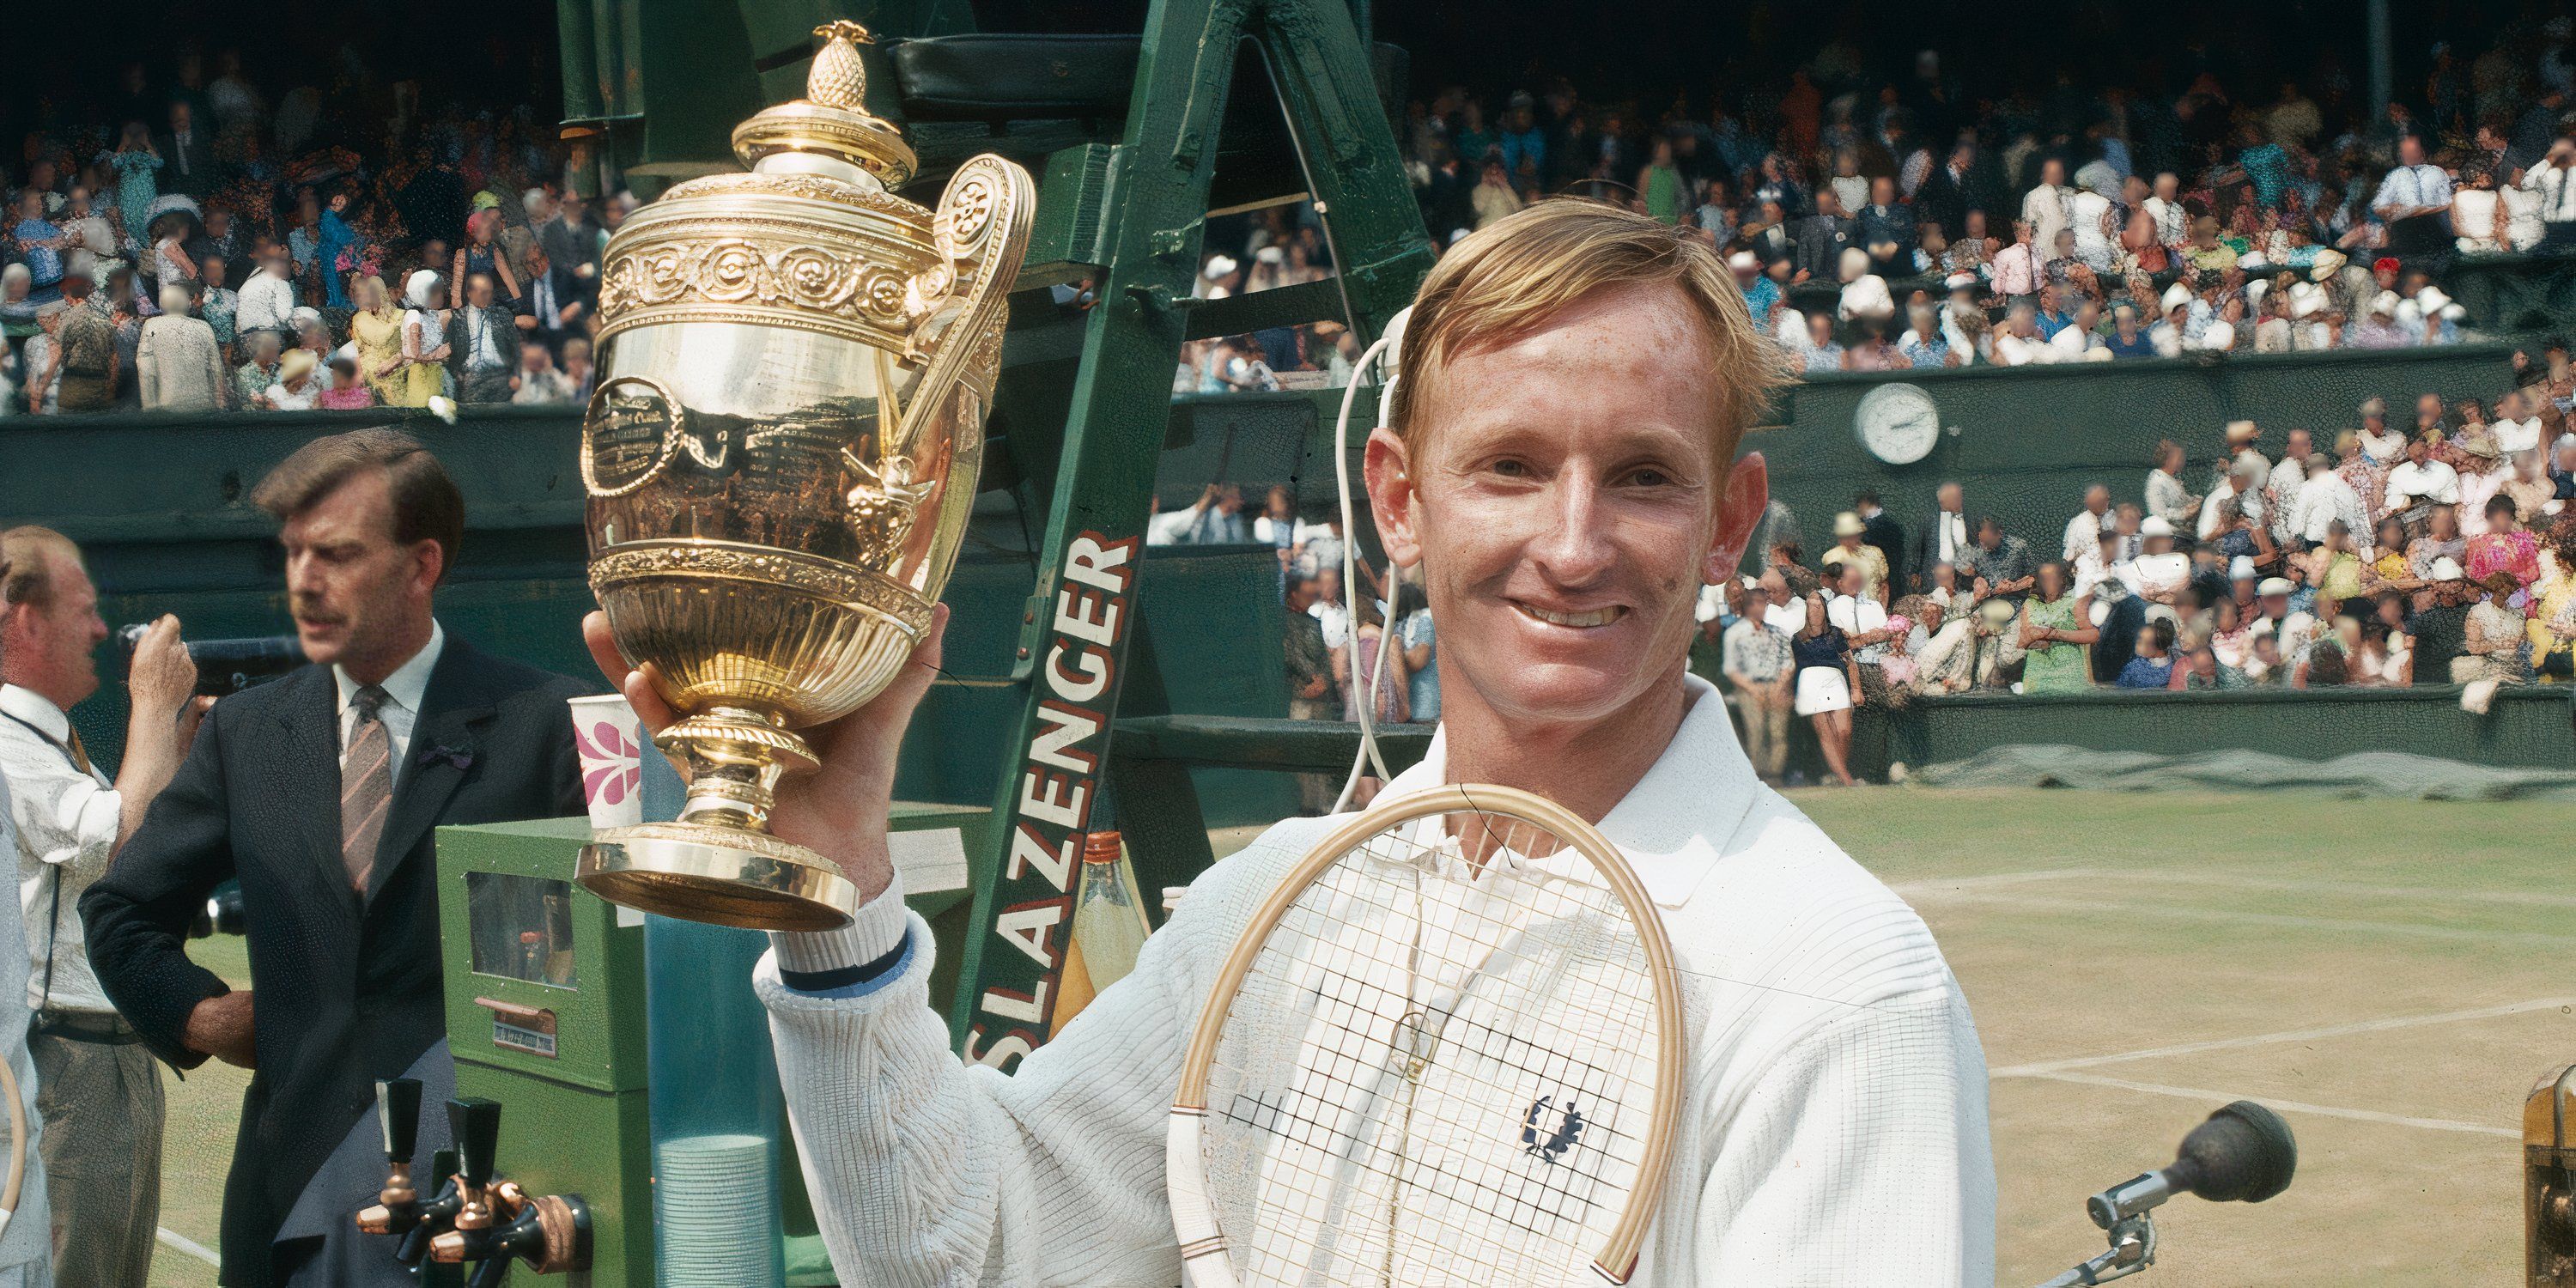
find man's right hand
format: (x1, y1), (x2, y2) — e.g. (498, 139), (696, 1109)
(125, 615), (197, 720)
(583, 607), (948, 903)
(185, 991), (256, 1068)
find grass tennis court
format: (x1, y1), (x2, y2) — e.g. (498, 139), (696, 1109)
(1795, 787), (2568, 1286)
(146, 788), (2562, 1285)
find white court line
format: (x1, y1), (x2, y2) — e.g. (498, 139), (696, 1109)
(1923, 890), (2576, 947)
(157, 1226), (220, 1267)
(1898, 866), (2576, 911)
(2003, 1069), (2520, 1139)
(1995, 996), (2576, 1077)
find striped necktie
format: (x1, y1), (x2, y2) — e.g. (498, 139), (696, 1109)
(342, 685), (394, 895)
(64, 728), (92, 777)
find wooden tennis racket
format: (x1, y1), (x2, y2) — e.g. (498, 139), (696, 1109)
(1169, 784), (1685, 1286)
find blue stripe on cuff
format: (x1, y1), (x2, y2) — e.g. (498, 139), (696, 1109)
(779, 929), (915, 999)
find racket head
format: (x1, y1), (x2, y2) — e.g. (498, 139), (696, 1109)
(1170, 784), (1685, 1287)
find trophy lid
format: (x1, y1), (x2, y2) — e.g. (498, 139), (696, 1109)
(731, 21), (920, 190)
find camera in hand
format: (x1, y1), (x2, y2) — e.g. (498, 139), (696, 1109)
(118, 625), (307, 697)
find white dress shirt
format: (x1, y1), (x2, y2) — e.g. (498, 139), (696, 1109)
(2063, 507), (2107, 561)
(462, 308), (508, 373)
(1827, 590), (1893, 664)
(334, 621), (446, 772)
(1932, 508), (1969, 566)
(2295, 473), (2370, 543)
(2372, 164), (2454, 216)
(2385, 459), (2462, 509)
(756, 673), (1996, 1285)
(2265, 456), (2311, 543)
(234, 268), (297, 335)
(2072, 550), (2142, 604)
(2495, 418), (2543, 455)
(0, 684), (118, 1013)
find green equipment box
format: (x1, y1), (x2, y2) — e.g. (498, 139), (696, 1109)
(434, 803), (992, 1288)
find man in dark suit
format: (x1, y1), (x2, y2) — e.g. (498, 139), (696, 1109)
(155, 101), (218, 200)
(83, 429), (588, 1286)
(1909, 481), (1972, 593)
(1853, 490), (1905, 597)
(1914, 141), (1978, 241)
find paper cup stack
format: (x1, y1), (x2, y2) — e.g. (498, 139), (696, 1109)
(653, 1133), (776, 1285)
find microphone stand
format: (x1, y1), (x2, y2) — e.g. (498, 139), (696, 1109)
(2034, 1212), (2156, 1286)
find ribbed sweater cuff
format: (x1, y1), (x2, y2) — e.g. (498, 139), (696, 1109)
(769, 875), (908, 978)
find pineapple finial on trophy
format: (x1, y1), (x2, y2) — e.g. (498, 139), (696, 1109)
(806, 21), (875, 109)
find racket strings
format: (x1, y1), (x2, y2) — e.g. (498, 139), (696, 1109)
(1201, 809), (1667, 1286)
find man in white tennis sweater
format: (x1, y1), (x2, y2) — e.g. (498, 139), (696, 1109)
(589, 201), (1994, 1285)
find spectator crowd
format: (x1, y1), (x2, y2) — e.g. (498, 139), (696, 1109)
(1696, 345), (2576, 785)
(3, 48), (618, 416)
(1384, 21), (2576, 373)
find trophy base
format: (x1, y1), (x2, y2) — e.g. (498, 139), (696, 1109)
(575, 821), (862, 932)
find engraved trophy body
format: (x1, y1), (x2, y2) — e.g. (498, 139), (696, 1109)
(574, 21), (1033, 930)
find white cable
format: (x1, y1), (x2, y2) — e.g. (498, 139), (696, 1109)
(1330, 331), (1401, 812)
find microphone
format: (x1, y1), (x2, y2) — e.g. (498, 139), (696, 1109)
(2087, 1100), (2297, 1228)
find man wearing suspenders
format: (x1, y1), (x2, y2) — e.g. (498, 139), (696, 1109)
(0, 527), (208, 1287)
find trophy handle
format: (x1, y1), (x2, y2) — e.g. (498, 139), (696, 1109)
(883, 154), (1036, 464)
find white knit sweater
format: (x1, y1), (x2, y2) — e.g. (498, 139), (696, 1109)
(758, 674), (1994, 1285)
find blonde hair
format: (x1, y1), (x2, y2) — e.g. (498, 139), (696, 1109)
(1387, 200), (1790, 459)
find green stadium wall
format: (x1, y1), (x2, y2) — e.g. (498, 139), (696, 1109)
(1849, 683), (2576, 781)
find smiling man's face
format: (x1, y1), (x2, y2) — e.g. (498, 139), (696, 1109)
(1370, 283), (1754, 732)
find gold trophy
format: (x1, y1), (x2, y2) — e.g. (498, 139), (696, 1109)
(574, 21), (1033, 931)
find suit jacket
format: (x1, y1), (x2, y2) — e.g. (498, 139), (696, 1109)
(1915, 167), (1973, 240)
(82, 636), (588, 1286)
(155, 130), (219, 197)
(1859, 511), (1906, 594)
(1792, 214), (1855, 282)
(443, 303), (522, 380)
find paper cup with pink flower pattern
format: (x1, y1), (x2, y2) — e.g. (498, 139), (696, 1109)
(568, 695), (644, 829)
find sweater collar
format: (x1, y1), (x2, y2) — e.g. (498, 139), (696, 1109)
(1377, 672), (1757, 908)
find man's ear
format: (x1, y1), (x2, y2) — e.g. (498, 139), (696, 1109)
(1363, 428), (1420, 569)
(1707, 450), (1769, 586)
(414, 540), (447, 595)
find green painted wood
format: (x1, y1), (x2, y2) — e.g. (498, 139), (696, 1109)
(1115, 714), (1432, 772)
(2442, 252), (2576, 334)
(951, 0), (1431, 1072)
(1850, 683), (2576, 781)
